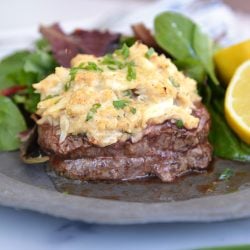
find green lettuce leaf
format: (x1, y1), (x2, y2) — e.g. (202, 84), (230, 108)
(0, 96), (27, 151)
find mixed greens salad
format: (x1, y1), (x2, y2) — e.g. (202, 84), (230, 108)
(0, 11), (250, 162)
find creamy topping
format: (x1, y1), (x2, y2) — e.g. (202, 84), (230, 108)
(33, 42), (201, 146)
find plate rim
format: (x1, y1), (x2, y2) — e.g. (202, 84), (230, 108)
(1, 171), (250, 224)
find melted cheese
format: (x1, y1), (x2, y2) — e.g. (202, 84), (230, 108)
(33, 42), (201, 147)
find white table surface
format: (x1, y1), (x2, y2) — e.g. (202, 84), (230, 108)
(1, 205), (250, 250)
(1, 1), (250, 249)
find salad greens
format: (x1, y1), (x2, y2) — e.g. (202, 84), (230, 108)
(0, 11), (250, 163)
(154, 12), (218, 84)
(154, 11), (250, 162)
(0, 96), (26, 151)
(0, 39), (57, 150)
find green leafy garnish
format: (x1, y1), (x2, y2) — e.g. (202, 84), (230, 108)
(219, 168), (234, 181)
(145, 47), (155, 59)
(176, 120), (184, 129)
(123, 89), (133, 97)
(169, 77), (180, 87)
(0, 40), (57, 115)
(102, 54), (125, 70)
(154, 12), (219, 84)
(107, 65), (117, 71)
(127, 61), (136, 81)
(43, 94), (59, 101)
(208, 102), (250, 161)
(84, 62), (103, 72)
(69, 62), (103, 81)
(86, 103), (101, 121)
(35, 38), (51, 52)
(119, 36), (136, 47)
(154, 11), (250, 162)
(113, 99), (130, 109)
(64, 82), (71, 91)
(69, 63), (84, 81)
(0, 96), (27, 151)
(120, 44), (130, 59)
(130, 107), (137, 114)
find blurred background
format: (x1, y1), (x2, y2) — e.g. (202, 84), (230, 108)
(0, 0), (250, 58)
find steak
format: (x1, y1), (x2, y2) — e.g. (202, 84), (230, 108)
(38, 103), (212, 182)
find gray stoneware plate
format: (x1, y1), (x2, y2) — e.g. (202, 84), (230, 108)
(1, 152), (250, 224)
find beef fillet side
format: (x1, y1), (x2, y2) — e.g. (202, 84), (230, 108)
(38, 103), (212, 182)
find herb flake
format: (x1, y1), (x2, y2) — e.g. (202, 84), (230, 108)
(69, 62), (103, 81)
(126, 61), (136, 81)
(64, 82), (71, 91)
(86, 103), (101, 121)
(101, 54), (125, 70)
(123, 89), (133, 97)
(219, 168), (234, 181)
(130, 107), (137, 114)
(120, 44), (130, 59)
(169, 77), (180, 87)
(145, 47), (155, 59)
(113, 99), (130, 109)
(176, 119), (184, 129)
(84, 62), (103, 72)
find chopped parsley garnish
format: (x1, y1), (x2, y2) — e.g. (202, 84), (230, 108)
(219, 168), (234, 181)
(169, 77), (180, 88)
(130, 107), (137, 114)
(101, 54), (125, 70)
(69, 62), (103, 81)
(115, 44), (130, 59)
(84, 62), (103, 72)
(43, 94), (59, 100)
(126, 61), (136, 81)
(145, 47), (155, 59)
(176, 119), (184, 129)
(123, 89), (133, 97)
(120, 44), (130, 59)
(113, 99), (130, 109)
(107, 65), (117, 71)
(69, 63), (84, 81)
(64, 82), (71, 91)
(86, 103), (101, 121)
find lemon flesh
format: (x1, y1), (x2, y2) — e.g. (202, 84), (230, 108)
(225, 60), (250, 144)
(214, 40), (250, 85)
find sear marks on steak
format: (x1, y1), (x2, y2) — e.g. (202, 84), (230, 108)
(38, 103), (213, 182)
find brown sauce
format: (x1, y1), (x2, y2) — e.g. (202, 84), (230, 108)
(47, 158), (250, 203)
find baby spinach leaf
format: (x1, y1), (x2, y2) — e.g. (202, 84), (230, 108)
(0, 96), (27, 151)
(193, 25), (219, 84)
(154, 12), (196, 60)
(174, 58), (206, 83)
(154, 11), (250, 162)
(154, 11), (219, 84)
(208, 102), (250, 162)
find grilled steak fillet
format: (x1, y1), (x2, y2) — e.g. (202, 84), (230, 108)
(50, 143), (211, 182)
(38, 103), (212, 182)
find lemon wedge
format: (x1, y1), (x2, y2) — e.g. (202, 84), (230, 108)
(225, 60), (250, 144)
(214, 40), (250, 84)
